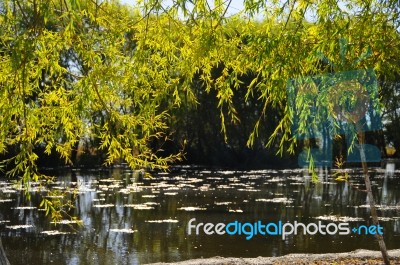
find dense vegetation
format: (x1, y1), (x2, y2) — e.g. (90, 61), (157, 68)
(0, 0), (398, 203)
(0, 0), (399, 263)
(1, 0), (399, 173)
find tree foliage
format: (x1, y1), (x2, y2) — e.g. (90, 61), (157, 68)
(0, 0), (399, 213)
(0, 1), (184, 179)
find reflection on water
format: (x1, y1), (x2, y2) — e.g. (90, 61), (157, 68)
(0, 167), (400, 265)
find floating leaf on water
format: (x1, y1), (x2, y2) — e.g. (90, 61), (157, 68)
(288, 176), (304, 182)
(1, 189), (17, 193)
(99, 179), (117, 183)
(108, 184), (121, 189)
(178, 184), (196, 188)
(123, 204), (154, 210)
(247, 169), (276, 174)
(109, 228), (137, 233)
(320, 181), (336, 185)
(208, 177), (223, 180)
(229, 209), (243, 213)
(152, 183), (173, 189)
(93, 204), (114, 208)
(41, 230), (70, 235)
(6, 224), (34, 229)
(314, 215), (364, 222)
(244, 185), (259, 190)
(246, 174), (260, 179)
(214, 202), (232, 206)
(77, 187), (96, 192)
(99, 198), (106, 201)
(238, 188), (261, 192)
(177, 207), (207, 211)
(142, 195), (157, 198)
(255, 198), (294, 204)
(50, 220), (81, 225)
(46, 195), (64, 199)
(219, 170), (237, 175)
(119, 188), (130, 194)
(12, 206), (37, 210)
(145, 219), (179, 223)
(199, 186), (211, 191)
(230, 183), (247, 187)
(144, 202), (159, 206)
(282, 169), (296, 173)
(358, 204), (400, 210)
(189, 178), (203, 183)
(267, 177), (285, 183)
(129, 189), (142, 193)
(378, 217), (393, 221)
(164, 192), (178, 196)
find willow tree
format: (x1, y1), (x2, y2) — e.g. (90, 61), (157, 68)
(0, 4), (186, 263)
(0, 0), (399, 264)
(132, 1), (399, 264)
(0, 0), (184, 190)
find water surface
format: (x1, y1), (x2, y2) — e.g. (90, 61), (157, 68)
(0, 167), (399, 264)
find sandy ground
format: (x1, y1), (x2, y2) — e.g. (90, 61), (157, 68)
(146, 249), (400, 265)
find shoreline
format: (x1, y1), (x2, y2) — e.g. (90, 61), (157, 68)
(146, 249), (400, 265)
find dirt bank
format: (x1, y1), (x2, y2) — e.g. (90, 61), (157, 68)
(146, 249), (400, 265)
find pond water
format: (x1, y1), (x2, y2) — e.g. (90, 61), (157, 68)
(0, 166), (400, 265)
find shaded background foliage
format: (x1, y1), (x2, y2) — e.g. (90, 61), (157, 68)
(0, 0), (400, 174)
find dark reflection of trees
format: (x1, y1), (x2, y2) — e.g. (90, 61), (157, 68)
(297, 177), (315, 220)
(1, 169), (400, 264)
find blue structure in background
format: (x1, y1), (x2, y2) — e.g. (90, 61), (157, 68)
(287, 69), (382, 167)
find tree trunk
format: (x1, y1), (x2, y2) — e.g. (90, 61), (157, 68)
(0, 237), (10, 265)
(357, 125), (391, 265)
